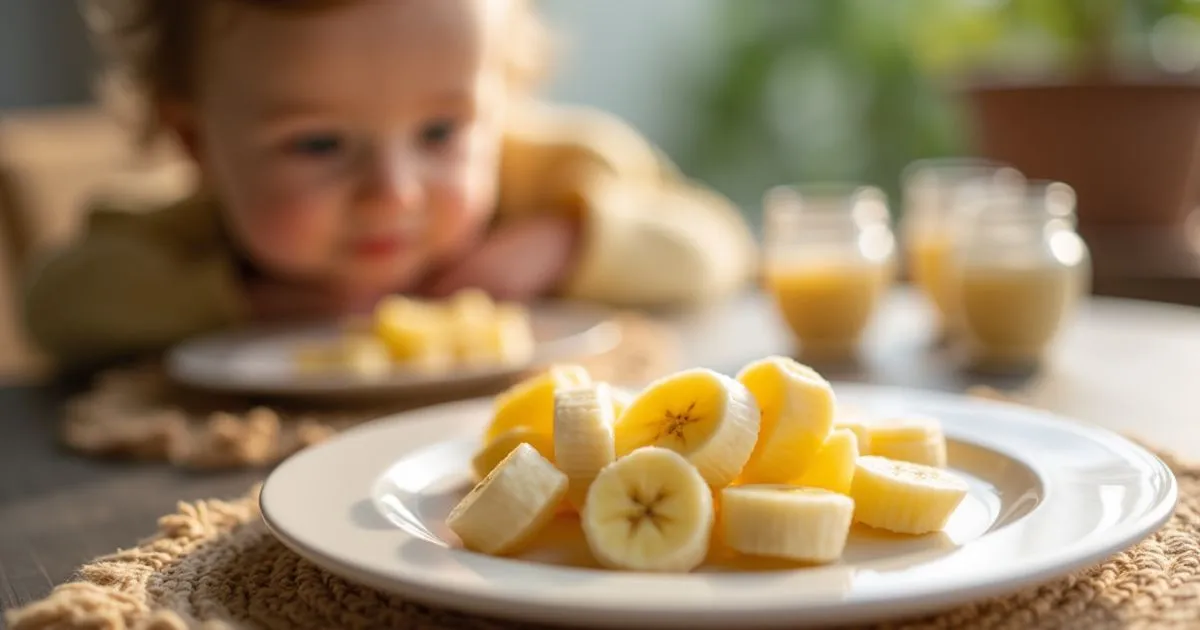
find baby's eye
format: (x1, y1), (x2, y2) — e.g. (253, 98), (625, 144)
(285, 133), (346, 158)
(418, 119), (459, 149)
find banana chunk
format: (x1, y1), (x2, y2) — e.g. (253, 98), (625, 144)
(613, 368), (759, 488)
(471, 427), (555, 481)
(487, 305), (536, 366)
(793, 428), (859, 495)
(294, 336), (392, 377)
(866, 416), (947, 468)
(850, 455), (969, 535)
(582, 447), (714, 572)
(736, 356), (836, 484)
(554, 383), (618, 511)
(833, 417), (872, 455)
(373, 298), (454, 371)
(720, 485), (854, 564)
(486, 364), (592, 440)
(447, 442), (568, 555)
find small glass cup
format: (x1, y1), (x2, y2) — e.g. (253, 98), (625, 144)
(762, 183), (896, 361)
(948, 180), (1092, 372)
(901, 158), (1026, 339)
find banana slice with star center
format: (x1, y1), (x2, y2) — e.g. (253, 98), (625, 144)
(447, 442), (569, 555)
(486, 364), (592, 441)
(735, 356), (836, 484)
(581, 446), (714, 572)
(554, 382), (618, 511)
(850, 455), (969, 535)
(720, 485), (854, 564)
(612, 368), (759, 488)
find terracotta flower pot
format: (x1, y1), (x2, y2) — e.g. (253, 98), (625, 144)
(962, 79), (1200, 227)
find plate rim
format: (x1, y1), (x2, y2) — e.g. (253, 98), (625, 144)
(258, 383), (1179, 628)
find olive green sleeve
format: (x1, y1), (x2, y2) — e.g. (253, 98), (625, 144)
(21, 208), (247, 370)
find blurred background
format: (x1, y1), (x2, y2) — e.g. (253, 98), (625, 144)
(2, 0), (1199, 366)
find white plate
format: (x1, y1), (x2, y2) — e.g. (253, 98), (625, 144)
(166, 300), (621, 399)
(259, 384), (1177, 629)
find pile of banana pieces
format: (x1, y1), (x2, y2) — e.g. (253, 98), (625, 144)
(295, 289), (535, 376)
(449, 356), (968, 572)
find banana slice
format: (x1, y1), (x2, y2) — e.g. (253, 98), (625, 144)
(793, 428), (859, 495)
(866, 416), (947, 467)
(373, 297), (454, 371)
(735, 356), (836, 484)
(471, 427), (555, 481)
(850, 455), (969, 535)
(720, 485), (854, 564)
(554, 383), (618, 510)
(833, 417), (872, 455)
(447, 442), (569, 555)
(294, 336), (392, 377)
(581, 446), (714, 572)
(612, 368), (759, 488)
(486, 364), (592, 440)
(488, 305), (536, 366)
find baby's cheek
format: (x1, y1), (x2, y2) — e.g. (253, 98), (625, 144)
(238, 201), (342, 273)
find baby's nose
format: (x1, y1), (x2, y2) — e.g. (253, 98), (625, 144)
(359, 148), (424, 215)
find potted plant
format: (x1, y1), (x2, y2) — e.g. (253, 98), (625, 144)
(683, 0), (1200, 230)
(948, 0), (1200, 229)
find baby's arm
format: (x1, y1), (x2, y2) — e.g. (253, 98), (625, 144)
(501, 104), (759, 308)
(21, 205), (245, 370)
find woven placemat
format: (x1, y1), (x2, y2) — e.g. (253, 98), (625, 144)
(59, 312), (680, 470)
(3, 435), (1194, 630)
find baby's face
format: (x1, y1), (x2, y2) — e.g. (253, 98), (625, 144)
(190, 0), (510, 294)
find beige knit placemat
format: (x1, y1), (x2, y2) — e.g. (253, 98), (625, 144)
(59, 312), (680, 470)
(4, 438), (1195, 630)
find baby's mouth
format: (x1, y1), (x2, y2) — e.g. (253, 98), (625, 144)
(352, 233), (408, 259)
(351, 217), (423, 260)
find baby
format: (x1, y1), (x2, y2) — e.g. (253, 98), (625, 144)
(22, 0), (758, 371)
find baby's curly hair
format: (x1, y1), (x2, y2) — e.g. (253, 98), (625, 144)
(82, 0), (554, 144)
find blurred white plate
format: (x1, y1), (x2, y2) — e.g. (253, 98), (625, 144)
(166, 300), (621, 399)
(259, 383), (1177, 629)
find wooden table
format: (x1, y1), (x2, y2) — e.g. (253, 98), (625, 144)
(2, 288), (1200, 620)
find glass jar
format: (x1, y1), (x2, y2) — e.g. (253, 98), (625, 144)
(901, 158), (1026, 337)
(949, 181), (1092, 371)
(762, 183), (896, 360)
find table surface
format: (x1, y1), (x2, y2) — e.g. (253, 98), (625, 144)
(3, 288), (1200, 621)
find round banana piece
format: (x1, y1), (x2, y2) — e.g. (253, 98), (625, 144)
(581, 446), (714, 572)
(447, 442), (568, 556)
(850, 455), (969, 535)
(866, 416), (947, 468)
(486, 364), (592, 440)
(720, 485), (854, 564)
(613, 368), (759, 488)
(471, 427), (555, 481)
(735, 356), (836, 484)
(554, 383), (618, 511)
(793, 428), (860, 495)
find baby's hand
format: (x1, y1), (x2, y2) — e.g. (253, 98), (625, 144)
(421, 215), (580, 301)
